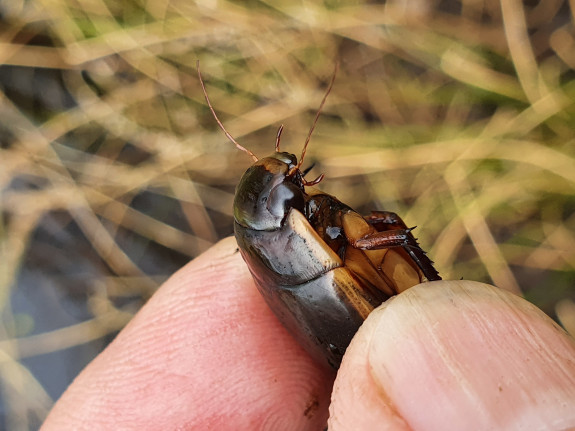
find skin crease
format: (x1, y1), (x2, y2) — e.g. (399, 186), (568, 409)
(42, 237), (575, 430)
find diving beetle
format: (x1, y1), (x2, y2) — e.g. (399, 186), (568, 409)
(197, 63), (441, 369)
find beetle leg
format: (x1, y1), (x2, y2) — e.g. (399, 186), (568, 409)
(361, 211), (442, 281)
(364, 210), (406, 230)
(350, 228), (413, 249)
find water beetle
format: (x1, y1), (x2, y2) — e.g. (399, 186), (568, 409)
(198, 62), (441, 368)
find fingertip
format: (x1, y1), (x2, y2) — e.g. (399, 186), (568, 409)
(330, 280), (575, 430)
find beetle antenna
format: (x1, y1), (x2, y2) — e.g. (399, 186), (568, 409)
(197, 61), (258, 162)
(275, 124), (284, 152)
(296, 62), (339, 171)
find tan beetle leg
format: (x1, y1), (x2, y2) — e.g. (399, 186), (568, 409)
(358, 211), (442, 282)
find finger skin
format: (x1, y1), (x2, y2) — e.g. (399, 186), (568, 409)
(42, 237), (333, 431)
(330, 280), (575, 430)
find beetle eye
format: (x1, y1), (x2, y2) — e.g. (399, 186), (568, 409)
(267, 182), (305, 218)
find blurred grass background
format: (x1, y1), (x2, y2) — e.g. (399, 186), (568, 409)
(0, 0), (574, 428)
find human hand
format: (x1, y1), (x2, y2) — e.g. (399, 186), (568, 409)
(42, 237), (575, 430)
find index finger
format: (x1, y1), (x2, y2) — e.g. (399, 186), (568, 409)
(42, 237), (333, 430)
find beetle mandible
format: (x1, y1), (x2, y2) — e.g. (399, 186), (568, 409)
(197, 62), (441, 369)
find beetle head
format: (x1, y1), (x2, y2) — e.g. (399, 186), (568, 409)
(197, 61), (337, 228)
(233, 152), (307, 231)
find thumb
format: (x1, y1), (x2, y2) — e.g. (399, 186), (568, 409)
(329, 280), (575, 430)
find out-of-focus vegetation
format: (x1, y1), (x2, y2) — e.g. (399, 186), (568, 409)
(0, 0), (574, 428)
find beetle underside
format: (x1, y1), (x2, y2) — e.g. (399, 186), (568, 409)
(234, 163), (441, 368)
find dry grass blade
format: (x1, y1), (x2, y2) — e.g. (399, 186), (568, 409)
(0, 1), (573, 428)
